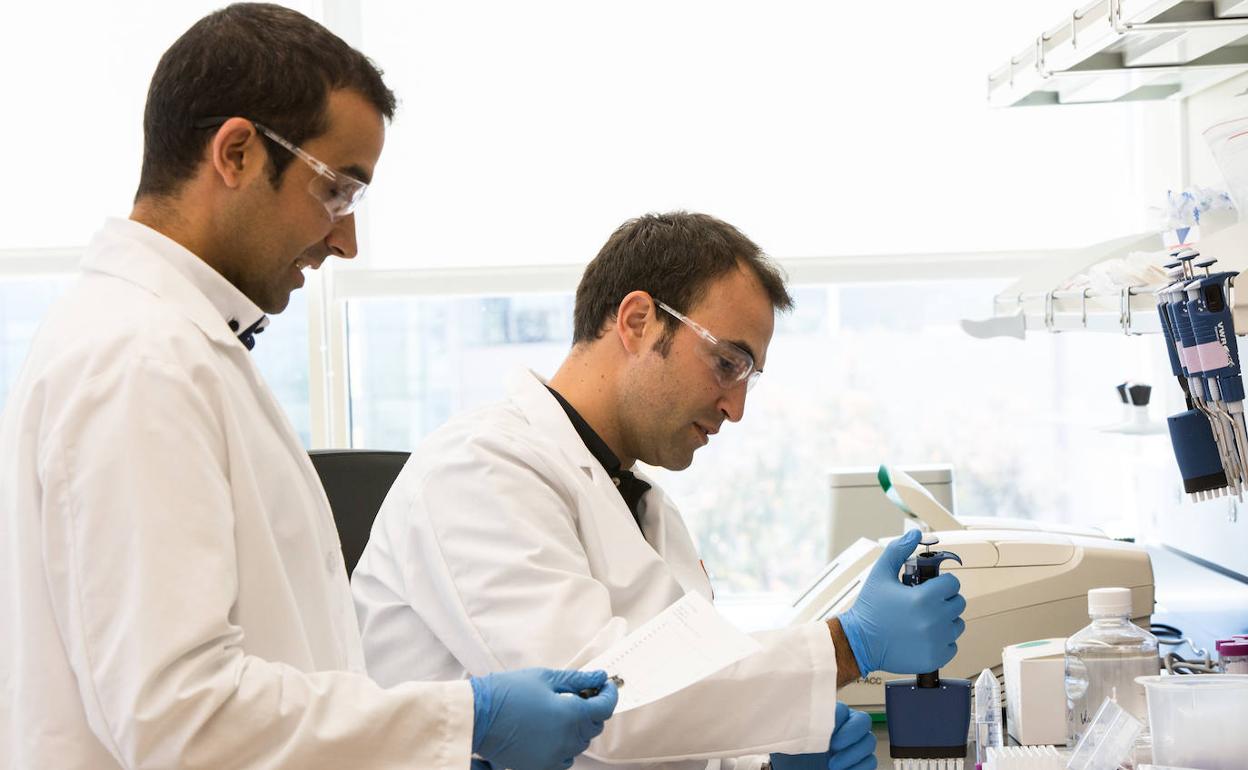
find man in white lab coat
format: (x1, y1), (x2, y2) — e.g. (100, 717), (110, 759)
(353, 212), (967, 770)
(0, 5), (617, 769)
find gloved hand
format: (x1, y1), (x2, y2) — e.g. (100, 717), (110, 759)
(837, 529), (966, 676)
(470, 668), (618, 770)
(769, 702), (877, 770)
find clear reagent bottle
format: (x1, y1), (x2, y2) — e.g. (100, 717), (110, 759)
(1064, 587), (1159, 747)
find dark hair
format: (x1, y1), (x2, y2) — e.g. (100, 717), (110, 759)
(135, 2), (396, 200)
(572, 211), (793, 347)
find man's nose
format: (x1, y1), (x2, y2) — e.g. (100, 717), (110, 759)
(325, 212), (358, 259)
(718, 379), (747, 423)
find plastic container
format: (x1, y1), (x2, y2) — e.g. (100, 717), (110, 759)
(1205, 116), (1248, 218)
(1064, 588), (1159, 747)
(1215, 639), (1248, 674)
(1137, 674), (1248, 770)
(1066, 697), (1143, 770)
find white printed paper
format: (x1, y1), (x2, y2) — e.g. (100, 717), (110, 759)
(583, 592), (763, 714)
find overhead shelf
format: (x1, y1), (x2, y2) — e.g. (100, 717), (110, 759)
(989, 0), (1248, 107)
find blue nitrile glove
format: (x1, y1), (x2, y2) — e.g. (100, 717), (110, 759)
(769, 703), (877, 770)
(836, 529), (966, 676)
(470, 668), (619, 770)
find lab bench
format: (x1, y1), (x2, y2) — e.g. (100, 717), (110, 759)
(1149, 544), (1248, 656)
(863, 544), (1248, 766)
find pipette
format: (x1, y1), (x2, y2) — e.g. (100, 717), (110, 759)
(1155, 261), (1195, 408)
(885, 539), (970, 763)
(1183, 255), (1248, 501)
(1156, 258), (1236, 499)
(1169, 251), (1243, 497)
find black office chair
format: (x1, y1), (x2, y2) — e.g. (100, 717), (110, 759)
(308, 449), (411, 577)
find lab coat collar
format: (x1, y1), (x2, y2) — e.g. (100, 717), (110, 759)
(80, 218), (269, 351)
(505, 369), (663, 491)
(505, 368), (603, 475)
(505, 368), (691, 589)
(507, 367), (665, 538)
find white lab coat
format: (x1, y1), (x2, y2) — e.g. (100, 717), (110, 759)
(0, 219), (472, 770)
(353, 368), (840, 770)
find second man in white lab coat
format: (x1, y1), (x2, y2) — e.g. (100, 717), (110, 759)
(352, 212), (966, 770)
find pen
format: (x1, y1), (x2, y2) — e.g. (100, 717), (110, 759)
(578, 674), (625, 698)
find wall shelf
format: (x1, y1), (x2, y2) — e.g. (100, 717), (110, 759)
(966, 221), (1248, 336)
(988, 285), (1165, 334)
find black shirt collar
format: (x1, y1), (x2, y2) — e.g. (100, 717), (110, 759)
(546, 386), (651, 526)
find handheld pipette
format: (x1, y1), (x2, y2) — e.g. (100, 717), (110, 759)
(885, 537), (970, 763)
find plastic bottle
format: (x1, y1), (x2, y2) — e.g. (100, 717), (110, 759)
(1064, 587), (1160, 747)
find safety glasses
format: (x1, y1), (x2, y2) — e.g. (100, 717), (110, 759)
(655, 300), (762, 391)
(193, 117), (368, 220)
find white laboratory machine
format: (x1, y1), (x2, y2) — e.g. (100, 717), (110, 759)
(792, 529), (1153, 711)
(796, 467), (1154, 712)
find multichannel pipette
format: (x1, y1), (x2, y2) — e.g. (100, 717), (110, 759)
(1184, 255), (1248, 499)
(1158, 257), (1231, 497)
(1156, 248), (1248, 501)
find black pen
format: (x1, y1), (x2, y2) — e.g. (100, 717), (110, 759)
(578, 674), (625, 698)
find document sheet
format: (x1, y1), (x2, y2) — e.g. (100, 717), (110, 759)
(583, 592), (763, 714)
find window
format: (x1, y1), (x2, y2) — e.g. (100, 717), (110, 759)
(344, 280), (1177, 598)
(252, 290), (313, 447)
(0, 277), (73, 406)
(346, 293), (574, 449)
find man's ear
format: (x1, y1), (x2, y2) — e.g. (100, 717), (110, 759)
(208, 118), (264, 189)
(613, 290), (657, 355)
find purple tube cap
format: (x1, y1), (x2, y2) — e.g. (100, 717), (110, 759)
(1215, 639), (1248, 655)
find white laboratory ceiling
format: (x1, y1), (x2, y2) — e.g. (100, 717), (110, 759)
(3, 1), (1168, 265)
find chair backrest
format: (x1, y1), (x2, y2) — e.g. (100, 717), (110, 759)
(308, 449), (411, 577)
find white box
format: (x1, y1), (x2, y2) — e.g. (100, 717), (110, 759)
(1002, 638), (1068, 746)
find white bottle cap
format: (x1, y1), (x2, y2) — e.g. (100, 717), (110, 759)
(1088, 587), (1133, 617)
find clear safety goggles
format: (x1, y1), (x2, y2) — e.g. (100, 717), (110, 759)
(194, 117), (368, 220)
(655, 299), (762, 391)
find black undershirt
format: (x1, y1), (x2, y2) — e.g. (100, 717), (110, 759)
(546, 386), (651, 528)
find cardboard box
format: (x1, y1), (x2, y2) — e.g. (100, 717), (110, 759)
(1002, 638), (1067, 746)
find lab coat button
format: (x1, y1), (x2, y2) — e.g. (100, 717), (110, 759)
(325, 550), (340, 574)
(612, 476), (621, 486)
